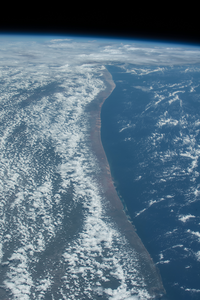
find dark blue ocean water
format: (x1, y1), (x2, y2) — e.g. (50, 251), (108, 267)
(101, 64), (200, 300)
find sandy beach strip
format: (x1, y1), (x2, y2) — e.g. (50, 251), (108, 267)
(87, 67), (166, 298)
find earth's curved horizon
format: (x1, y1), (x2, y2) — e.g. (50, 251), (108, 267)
(0, 34), (200, 300)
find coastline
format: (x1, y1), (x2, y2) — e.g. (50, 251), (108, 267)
(88, 67), (166, 298)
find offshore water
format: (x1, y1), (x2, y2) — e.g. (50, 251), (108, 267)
(101, 64), (200, 300)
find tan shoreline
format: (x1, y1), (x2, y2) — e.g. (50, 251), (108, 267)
(88, 67), (166, 298)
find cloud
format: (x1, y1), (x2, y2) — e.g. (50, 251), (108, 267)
(1, 35), (200, 67)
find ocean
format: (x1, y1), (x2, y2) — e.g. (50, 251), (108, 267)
(101, 64), (200, 300)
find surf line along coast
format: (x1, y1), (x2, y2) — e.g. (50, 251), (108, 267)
(87, 66), (166, 298)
